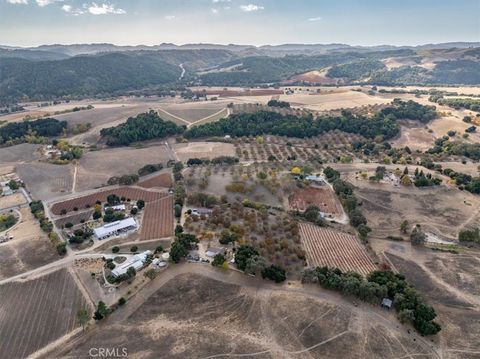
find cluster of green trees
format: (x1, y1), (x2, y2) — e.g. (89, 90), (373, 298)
(0, 213), (17, 231)
(430, 96), (480, 112)
(412, 168), (442, 187)
(0, 118), (66, 145)
(302, 267), (441, 336)
(107, 174), (139, 186)
(100, 111), (185, 146)
(442, 168), (480, 194)
(428, 137), (480, 162)
(68, 228), (93, 244)
(186, 156), (239, 166)
(235, 245), (286, 283)
(30, 200), (66, 254)
(267, 99), (290, 108)
(103, 208), (125, 223)
(170, 233), (199, 263)
(187, 192), (218, 208)
(138, 163), (163, 176)
(458, 228), (480, 244)
(323, 167), (371, 239)
(184, 101), (436, 141)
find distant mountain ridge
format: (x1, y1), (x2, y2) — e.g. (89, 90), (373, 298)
(1, 42), (479, 58)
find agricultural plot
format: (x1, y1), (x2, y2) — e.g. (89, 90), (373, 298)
(299, 223), (376, 276)
(289, 186), (343, 217)
(234, 131), (363, 163)
(139, 196), (174, 240)
(0, 192), (26, 210)
(51, 187), (168, 215)
(54, 210), (94, 228)
(173, 141), (235, 162)
(0, 269), (88, 359)
(0, 143), (41, 163)
(138, 172), (173, 189)
(76, 145), (174, 191)
(16, 162), (74, 200)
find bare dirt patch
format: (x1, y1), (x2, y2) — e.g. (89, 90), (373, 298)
(173, 141), (235, 162)
(0, 192), (26, 210)
(138, 172), (173, 189)
(289, 186), (342, 217)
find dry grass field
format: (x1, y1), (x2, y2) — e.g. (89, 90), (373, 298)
(138, 172), (173, 189)
(76, 145), (174, 191)
(288, 187), (343, 216)
(57, 271), (437, 359)
(0, 269), (88, 359)
(157, 101), (228, 124)
(0, 192), (26, 209)
(173, 141), (235, 162)
(139, 196), (174, 240)
(0, 207), (58, 280)
(16, 162), (74, 200)
(0, 143), (41, 163)
(51, 187), (169, 215)
(299, 223), (377, 276)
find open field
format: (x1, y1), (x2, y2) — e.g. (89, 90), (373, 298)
(157, 101), (228, 123)
(0, 143), (41, 163)
(173, 141), (235, 162)
(139, 196), (174, 240)
(0, 207), (59, 279)
(16, 162), (74, 200)
(0, 192), (26, 209)
(289, 186), (343, 216)
(57, 271), (437, 359)
(0, 269), (88, 359)
(51, 187), (169, 215)
(76, 145), (174, 191)
(299, 223), (377, 276)
(138, 172), (173, 189)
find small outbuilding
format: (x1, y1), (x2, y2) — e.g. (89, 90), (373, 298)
(381, 298), (393, 310)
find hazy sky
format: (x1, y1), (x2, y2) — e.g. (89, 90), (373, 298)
(1, 0), (479, 47)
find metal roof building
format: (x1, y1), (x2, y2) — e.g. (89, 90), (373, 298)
(93, 217), (137, 240)
(111, 250), (152, 277)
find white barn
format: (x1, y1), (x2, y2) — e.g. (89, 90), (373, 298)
(93, 217), (137, 240)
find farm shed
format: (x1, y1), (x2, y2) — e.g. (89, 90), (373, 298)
(381, 298), (393, 310)
(305, 175), (326, 184)
(205, 247), (225, 258)
(93, 217), (137, 240)
(105, 204), (126, 212)
(112, 250), (152, 277)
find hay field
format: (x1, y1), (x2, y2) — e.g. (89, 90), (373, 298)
(173, 141), (235, 162)
(157, 101), (229, 124)
(299, 223), (377, 276)
(0, 269), (88, 359)
(76, 145), (174, 191)
(0, 207), (58, 280)
(16, 162), (74, 200)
